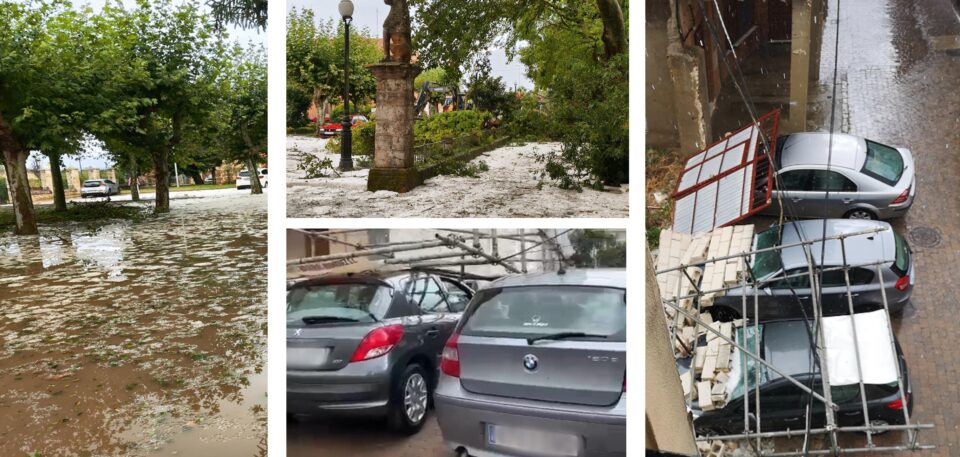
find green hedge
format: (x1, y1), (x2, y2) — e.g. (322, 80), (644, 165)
(415, 110), (491, 144)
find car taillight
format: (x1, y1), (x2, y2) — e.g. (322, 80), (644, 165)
(895, 275), (910, 292)
(350, 325), (404, 362)
(891, 187), (910, 205)
(440, 332), (461, 377)
(888, 393), (909, 410)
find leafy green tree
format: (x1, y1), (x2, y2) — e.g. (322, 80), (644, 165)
(410, 0), (629, 187)
(568, 229), (626, 268)
(207, 0), (267, 30)
(216, 46), (267, 194)
(94, 0), (226, 213)
(0, 2), (102, 234)
(286, 8), (381, 134)
(465, 59), (519, 119)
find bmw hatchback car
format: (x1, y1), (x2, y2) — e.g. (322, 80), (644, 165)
(236, 168), (267, 190)
(712, 219), (913, 322)
(688, 313), (912, 436)
(435, 269), (626, 457)
(761, 133), (915, 220)
(287, 271), (473, 434)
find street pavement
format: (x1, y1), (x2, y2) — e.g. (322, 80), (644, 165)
(287, 414), (450, 457)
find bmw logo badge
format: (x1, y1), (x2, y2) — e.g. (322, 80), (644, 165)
(523, 354), (539, 371)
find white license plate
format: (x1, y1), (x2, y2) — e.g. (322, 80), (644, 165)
(287, 347), (330, 370)
(486, 424), (580, 456)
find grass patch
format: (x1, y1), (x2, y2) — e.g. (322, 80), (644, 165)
(0, 202), (147, 231)
(645, 147), (686, 249)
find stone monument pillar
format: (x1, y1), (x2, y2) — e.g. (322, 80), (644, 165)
(367, 63), (420, 192)
(367, 0), (421, 193)
(67, 169), (81, 191)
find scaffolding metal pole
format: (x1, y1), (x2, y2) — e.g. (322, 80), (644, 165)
(435, 234), (521, 274)
(694, 422), (934, 441)
(287, 240), (447, 265)
(800, 242), (838, 454)
(876, 262), (916, 445)
(655, 227), (887, 275)
(839, 238), (875, 448)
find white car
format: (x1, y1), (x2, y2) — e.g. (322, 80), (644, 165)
(236, 168), (267, 190)
(80, 179), (120, 198)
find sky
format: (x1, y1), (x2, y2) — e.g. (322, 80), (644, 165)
(34, 0), (266, 170)
(286, 0), (534, 90)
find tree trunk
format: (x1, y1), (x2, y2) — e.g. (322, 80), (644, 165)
(0, 117), (38, 235)
(596, 0), (627, 59)
(128, 153), (140, 202)
(240, 123), (264, 195)
(246, 158), (263, 194)
(152, 148), (170, 213)
(48, 152), (67, 212)
(313, 90), (330, 138)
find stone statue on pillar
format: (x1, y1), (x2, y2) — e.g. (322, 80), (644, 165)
(366, 0), (421, 193)
(382, 0), (412, 64)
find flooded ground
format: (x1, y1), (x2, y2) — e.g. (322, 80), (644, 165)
(0, 191), (267, 456)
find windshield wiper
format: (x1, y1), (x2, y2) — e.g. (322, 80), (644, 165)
(527, 332), (608, 345)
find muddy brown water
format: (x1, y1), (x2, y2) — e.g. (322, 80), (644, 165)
(0, 192), (266, 456)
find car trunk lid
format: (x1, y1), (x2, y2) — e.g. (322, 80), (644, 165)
(286, 323), (376, 371)
(455, 284), (626, 406)
(458, 336), (625, 406)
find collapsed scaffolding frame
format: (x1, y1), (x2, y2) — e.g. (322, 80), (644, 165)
(655, 226), (934, 456)
(287, 229), (574, 280)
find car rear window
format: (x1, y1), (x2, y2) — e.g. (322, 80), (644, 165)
(892, 232), (910, 277)
(83, 181), (103, 188)
(460, 286), (625, 342)
(862, 140), (904, 186)
(287, 283), (392, 325)
(238, 171), (250, 177)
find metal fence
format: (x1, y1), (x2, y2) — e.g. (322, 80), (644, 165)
(412, 130), (499, 169)
(654, 225), (934, 456)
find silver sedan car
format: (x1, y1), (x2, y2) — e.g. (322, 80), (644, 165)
(435, 269), (626, 457)
(761, 133), (915, 220)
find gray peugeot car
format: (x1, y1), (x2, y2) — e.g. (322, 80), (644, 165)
(761, 132), (915, 220)
(712, 219), (913, 322)
(434, 269), (626, 457)
(287, 270), (473, 434)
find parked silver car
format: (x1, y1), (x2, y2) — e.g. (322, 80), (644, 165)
(287, 271), (473, 434)
(713, 219), (913, 321)
(80, 179), (119, 197)
(435, 269), (626, 457)
(761, 133), (915, 220)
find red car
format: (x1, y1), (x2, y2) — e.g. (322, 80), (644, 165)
(319, 114), (369, 138)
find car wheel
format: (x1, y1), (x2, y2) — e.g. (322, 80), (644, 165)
(844, 208), (876, 220)
(389, 364), (430, 435)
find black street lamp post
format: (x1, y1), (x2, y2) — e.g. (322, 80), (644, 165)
(338, 0), (354, 171)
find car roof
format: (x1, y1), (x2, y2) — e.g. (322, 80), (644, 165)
(763, 320), (815, 380)
(762, 311), (899, 386)
(780, 133), (866, 171)
(289, 270), (449, 290)
(486, 268), (626, 289)
(768, 219), (895, 271)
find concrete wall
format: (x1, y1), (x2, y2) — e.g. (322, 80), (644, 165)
(645, 0), (680, 148)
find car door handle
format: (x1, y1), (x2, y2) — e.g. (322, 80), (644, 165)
(791, 198), (803, 203)
(426, 328), (440, 337)
(842, 198), (854, 204)
(784, 417), (800, 422)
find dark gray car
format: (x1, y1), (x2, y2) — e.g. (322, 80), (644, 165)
(435, 269), (626, 457)
(713, 219), (913, 322)
(286, 271), (473, 434)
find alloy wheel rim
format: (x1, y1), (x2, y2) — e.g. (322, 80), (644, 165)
(849, 210), (873, 219)
(404, 373), (428, 424)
